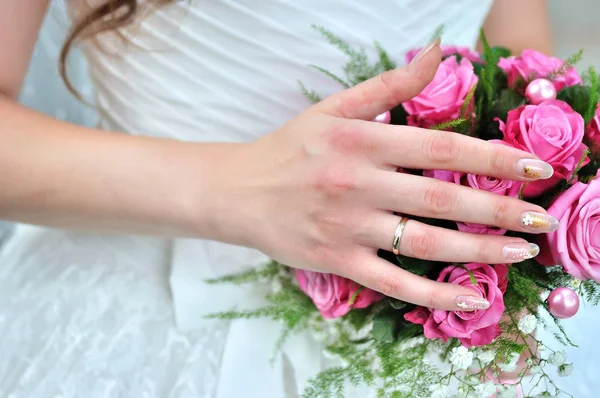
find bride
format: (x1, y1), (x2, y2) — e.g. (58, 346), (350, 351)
(0, 0), (558, 397)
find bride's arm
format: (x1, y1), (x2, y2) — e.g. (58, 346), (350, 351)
(0, 95), (244, 238)
(480, 0), (553, 54)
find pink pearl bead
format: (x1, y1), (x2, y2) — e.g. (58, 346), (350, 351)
(525, 78), (557, 105)
(373, 111), (391, 124)
(547, 287), (580, 319)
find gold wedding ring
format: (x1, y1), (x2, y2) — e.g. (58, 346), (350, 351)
(392, 217), (410, 255)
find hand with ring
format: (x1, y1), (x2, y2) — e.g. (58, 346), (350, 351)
(219, 38), (557, 312)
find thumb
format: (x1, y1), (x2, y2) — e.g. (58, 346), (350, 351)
(313, 37), (442, 120)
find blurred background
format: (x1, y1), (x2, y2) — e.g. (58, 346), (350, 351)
(2, 0), (600, 396)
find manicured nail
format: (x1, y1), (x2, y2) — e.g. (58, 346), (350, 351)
(455, 296), (490, 311)
(520, 212), (559, 233)
(503, 242), (540, 262)
(409, 36), (441, 66)
(515, 159), (554, 180)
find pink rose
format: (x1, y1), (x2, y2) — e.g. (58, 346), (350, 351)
(405, 45), (482, 64)
(498, 100), (588, 198)
(427, 140), (523, 235)
(498, 49), (582, 91)
(295, 270), (383, 319)
(404, 263), (507, 347)
(402, 56), (478, 128)
(538, 172), (600, 281)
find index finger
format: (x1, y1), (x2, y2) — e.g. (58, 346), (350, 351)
(311, 38), (442, 121)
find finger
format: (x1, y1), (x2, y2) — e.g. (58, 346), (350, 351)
(365, 171), (559, 234)
(357, 213), (540, 264)
(361, 122), (553, 181)
(312, 38), (442, 121)
(345, 251), (490, 311)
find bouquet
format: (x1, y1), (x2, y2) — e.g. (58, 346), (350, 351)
(209, 26), (600, 398)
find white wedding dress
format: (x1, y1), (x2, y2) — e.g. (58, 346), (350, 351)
(6, 1), (594, 397)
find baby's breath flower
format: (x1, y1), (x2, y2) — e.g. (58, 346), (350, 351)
(498, 352), (520, 372)
(449, 346), (474, 370)
(530, 365), (542, 375)
(517, 314), (537, 334)
(525, 357), (534, 366)
(537, 343), (546, 351)
(558, 363), (574, 377)
(454, 385), (471, 398)
(534, 392), (552, 398)
(478, 350), (496, 365)
(548, 350), (567, 366)
(429, 384), (450, 398)
(464, 376), (480, 386)
(497, 385), (517, 398)
(569, 278), (582, 289)
(474, 382), (497, 397)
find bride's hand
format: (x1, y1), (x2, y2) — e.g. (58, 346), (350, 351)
(217, 39), (557, 311)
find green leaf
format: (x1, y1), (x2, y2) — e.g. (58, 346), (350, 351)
(345, 308), (371, 331)
(395, 254), (437, 276)
(388, 298), (407, 310)
(389, 104), (408, 125)
(557, 85), (592, 117)
(495, 89), (525, 121)
(474, 29), (508, 140)
(584, 66), (599, 125)
(490, 46), (512, 59)
(397, 323), (423, 341)
(372, 312), (396, 343)
(473, 62), (484, 78)
(578, 160), (600, 178)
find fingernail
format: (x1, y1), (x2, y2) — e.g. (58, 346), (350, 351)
(455, 296), (490, 311)
(515, 159), (554, 180)
(409, 36), (441, 66)
(503, 242), (540, 262)
(520, 211), (560, 233)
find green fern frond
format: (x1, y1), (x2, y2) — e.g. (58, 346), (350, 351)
(375, 41), (397, 71)
(308, 65), (351, 88)
(584, 66), (599, 125)
(312, 24), (389, 85)
(205, 261), (282, 285)
(549, 49), (584, 80)
(580, 280), (600, 305)
(568, 148), (591, 184)
(429, 25), (445, 43)
(298, 80), (323, 103)
(564, 49), (584, 69)
(312, 24), (361, 59)
(430, 118), (467, 131)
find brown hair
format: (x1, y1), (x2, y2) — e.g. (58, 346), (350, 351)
(59, 0), (172, 99)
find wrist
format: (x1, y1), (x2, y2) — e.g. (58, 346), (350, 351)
(184, 141), (263, 247)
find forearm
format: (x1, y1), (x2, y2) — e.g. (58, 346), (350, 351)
(479, 0), (553, 55)
(0, 95), (242, 238)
